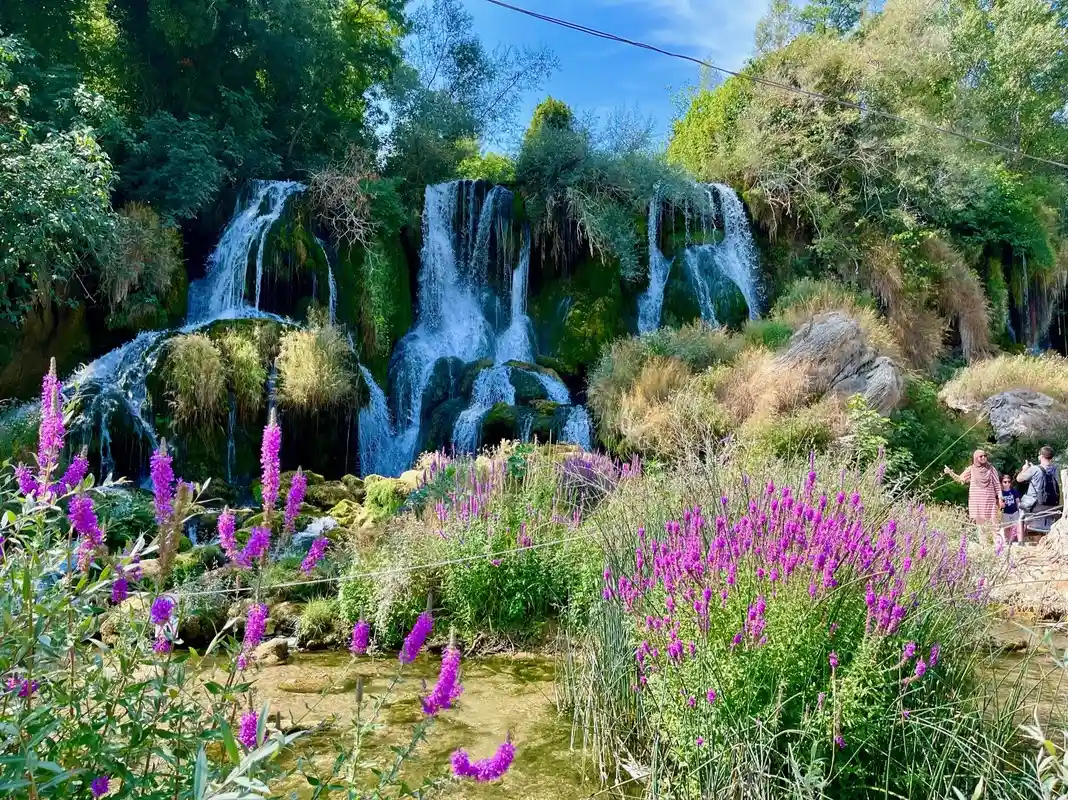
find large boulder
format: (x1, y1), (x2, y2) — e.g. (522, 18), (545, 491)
(252, 637), (290, 666)
(778, 312), (904, 414)
(421, 356), (466, 418)
(980, 390), (1065, 444)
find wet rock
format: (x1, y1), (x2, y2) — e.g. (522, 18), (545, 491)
(778, 312), (904, 413)
(482, 402), (520, 445)
(253, 637), (290, 666)
(460, 358), (494, 398)
(421, 397), (466, 452)
(421, 356), (466, 418)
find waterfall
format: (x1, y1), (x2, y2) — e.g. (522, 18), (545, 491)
(495, 230), (535, 364)
(708, 184), (761, 320)
(559, 406), (593, 450)
(187, 180), (305, 323)
(451, 366), (516, 454)
(389, 182), (494, 453)
(637, 195), (672, 334)
(314, 236), (338, 325)
(358, 366), (406, 477)
(637, 183), (761, 333)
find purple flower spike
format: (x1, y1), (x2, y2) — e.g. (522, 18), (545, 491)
(111, 576), (129, 604)
(828, 651), (839, 669)
(902, 641), (917, 661)
(284, 469), (307, 534)
(238, 709), (259, 749)
(423, 646), (463, 715)
(58, 453), (89, 493)
(237, 526), (271, 567)
(399, 611), (433, 664)
(68, 494), (104, 572)
(451, 738), (515, 782)
(260, 412), (282, 514)
(300, 536), (329, 574)
(15, 464), (39, 498)
(238, 603), (269, 669)
(914, 658), (927, 678)
(150, 442), (176, 525)
(217, 509), (237, 561)
(350, 620), (371, 655)
(90, 775), (110, 799)
(37, 359), (64, 481)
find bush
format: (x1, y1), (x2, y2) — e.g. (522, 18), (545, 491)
(101, 203), (184, 331)
(364, 476), (408, 521)
(340, 447), (602, 650)
(566, 452), (1018, 799)
(297, 597), (341, 647)
(743, 318), (793, 350)
(217, 329), (267, 422)
(276, 323), (356, 411)
(163, 333), (227, 434)
(940, 353), (1068, 411)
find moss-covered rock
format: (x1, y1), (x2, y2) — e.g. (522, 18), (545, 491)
(421, 356), (466, 418)
(529, 257), (628, 377)
(364, 475), (409, 521)
(422, 397), (467, 453)
(0, 303), (92, 401)
(304, 479), (361, 511)
(507, 366), (550, 404)
(481, 402), (520, 446)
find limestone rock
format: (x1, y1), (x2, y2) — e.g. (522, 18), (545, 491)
(421, 356), (466, 418)
(982, 390), (1066, 444)
(397, 469), (423, 493)
(778, 312), (904, 413)
(253, 637), (289, 666)
(136, 559), (163, 583)
(269, 602), (304, 634)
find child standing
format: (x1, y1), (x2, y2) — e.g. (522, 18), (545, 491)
(1000, 474), (1023, 544)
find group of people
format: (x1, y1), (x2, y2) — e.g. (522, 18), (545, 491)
(944, 446), (1062, 545)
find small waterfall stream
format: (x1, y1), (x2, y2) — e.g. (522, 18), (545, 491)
(638, 182), (762, 333)
(67, 180), (304, 473)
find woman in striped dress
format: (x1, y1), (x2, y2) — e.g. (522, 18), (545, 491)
(944, 450), (1001, 544)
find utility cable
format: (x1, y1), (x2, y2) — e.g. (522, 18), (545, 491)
(481, 0), (1068, 172)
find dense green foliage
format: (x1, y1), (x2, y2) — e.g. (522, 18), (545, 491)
(670, 0), (1068, 359)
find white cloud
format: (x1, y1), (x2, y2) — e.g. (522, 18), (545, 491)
(596, 0), (766, 68)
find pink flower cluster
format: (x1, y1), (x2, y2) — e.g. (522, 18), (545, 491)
(260, 412), (282, 514)
(422, 646), (463, 715)
(300, 536), (329, 574)
(450, 739), (515, 782)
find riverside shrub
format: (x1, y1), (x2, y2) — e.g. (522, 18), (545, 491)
(581, 456), (1017, 799)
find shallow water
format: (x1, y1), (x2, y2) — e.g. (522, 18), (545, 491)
(988, 619), (1068, 729)
(235, 652), (594, 798)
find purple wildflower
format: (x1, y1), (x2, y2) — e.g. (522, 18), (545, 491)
(834, 735), (845, 750)
(237, 526), (271, 567)
(68, 494), (104, 572)
(58, 453), (89, 493)
(451, 738), (515, 782)
(284, 469), (307, 534)
(914, 658), (927, 678)
(8, 677), (39, 697)
(150, 442), (175, 525)
(902, 641), (917, 661)
(150, 595), (175, 626)
(90, 775), (110, 799)
(706, 689), (717, 704)
(37, 359), (64, 481)
(696, 736), (705, 747)
(350, 620), (371, 655)
(111, 576), (129, 604)
(238, 709), (259, 749)
(423, 646), (463, 715)
(828, 651), (839, 669)
(300, 536), (329, 574)
(152, 636), (172, 654)
(217, 509), (237, 561)
(239, 603), (269, 670)
(929, 643), (940, 667)
(260, 412), (282, 514)
(14, 464), (38, 498)
(399, 611), (433, 664)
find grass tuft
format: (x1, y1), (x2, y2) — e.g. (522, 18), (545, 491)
(276, 323), (356, 412)
(164, 334), (227, 435)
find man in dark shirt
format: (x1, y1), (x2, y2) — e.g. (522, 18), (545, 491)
(1017, 446), (1060, 533)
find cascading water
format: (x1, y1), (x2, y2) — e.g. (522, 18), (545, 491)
(187, 180), (305, 322)
(636, 182), (762, 333)
(358, 366), (406, 478)
(451, 366), (516, 453)
(495, 231), (535, 364)
(67, 180), (303, 475)
(637, 195), (672, 334)
(315, 236), (338, 325)
(387, 182), (495, 466)
(560, 406), (593, 450)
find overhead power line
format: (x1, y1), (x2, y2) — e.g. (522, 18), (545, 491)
(482, 0), (1068, 172)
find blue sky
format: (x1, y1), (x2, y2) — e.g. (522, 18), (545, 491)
(466, 0), (767, 150)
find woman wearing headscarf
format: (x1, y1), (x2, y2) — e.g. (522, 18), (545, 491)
(944, 450), (1001, 543)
